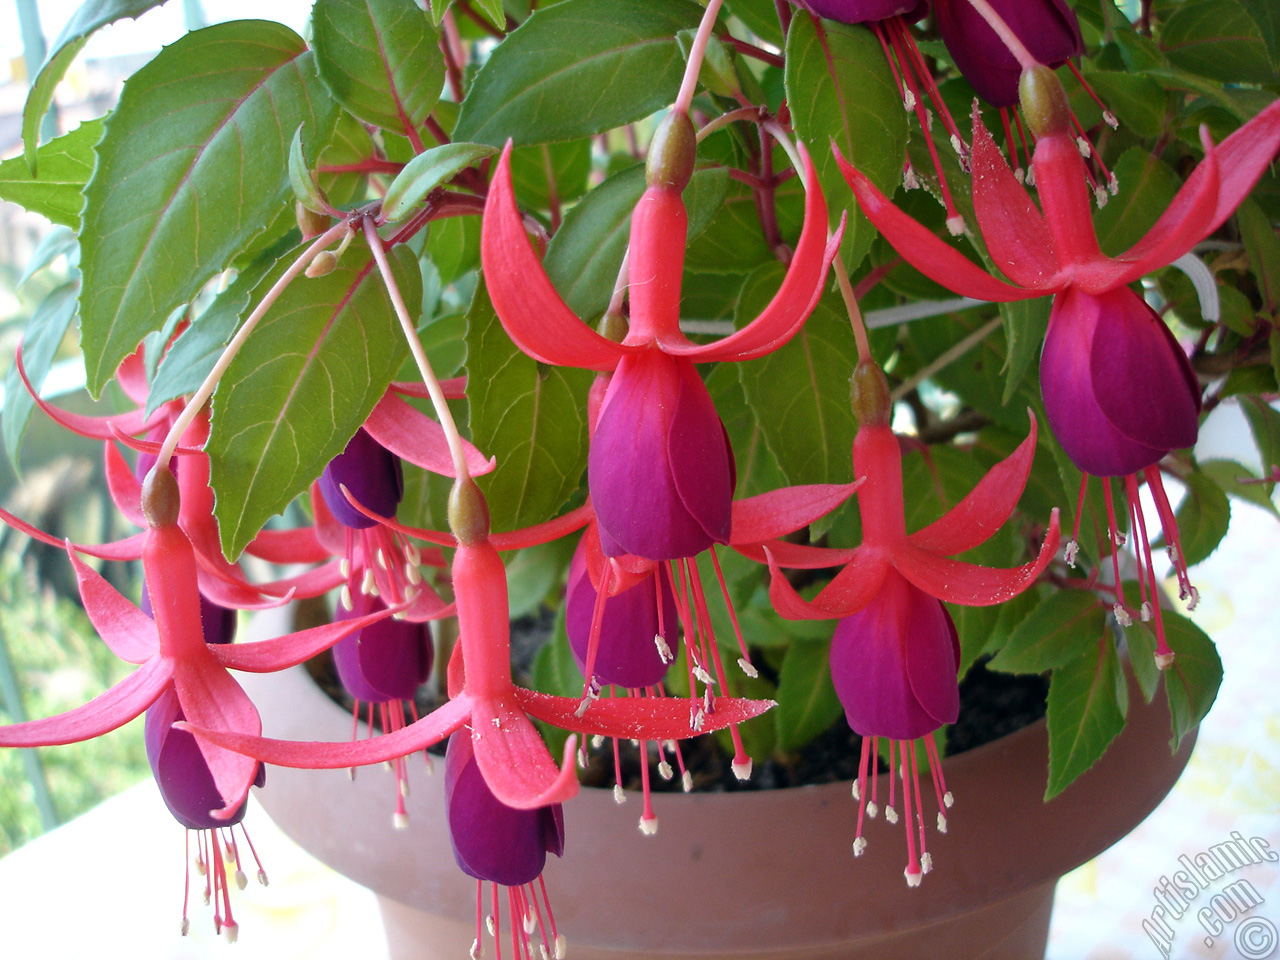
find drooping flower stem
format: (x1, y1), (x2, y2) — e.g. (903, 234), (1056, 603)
(361, 214), (472, 482)
(674, 0), (725, 115)
(830, 243), (873, 365)
(154, 219), (355, 474)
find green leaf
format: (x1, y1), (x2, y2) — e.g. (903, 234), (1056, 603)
(312, 0), (444, 138)
(21, 0), (170, 173)
(988, 590), (1107, 675)
(1143, 67), (1250, 120)
(774, 641), (842, 753)
(1045, 639), (1126, 799)
(1159, 611), (1222, 752)
(506, 539), (575, 619)
(146, 233), (300, 414)
(543, 164), (729, 319)
(725, 0), (784, 48)
(289, 126), (329, 214)
(78, 21), (338, 396)
(1199, 458), (1278, 516)
(465, 286), (591, 531)
(708, 362), (788, 498)
(1238, 0), (1280, 65)
(383, 143), (498, 222)
(0, 118), (102, 228)
(1237, 199), (1280, 313)
(206, 241), (417, 558)
(1082, 71), (1169, 141)
(508, 139), (593, 210)
(1241, 396), (1280, 497)
(426, 215), (481, 286)
(1161, 0), (1274, 84)
(735, 270), (857, 487)
(1125, 612), (1161, 704)
(1163, 471), (1231, 567)
(454, 0), (703, 146)
(785, 15), (909, 271)
(3, 282), (79, 468)
(1093, 149), (1182, 258)
(1000, 296), (1051, 404)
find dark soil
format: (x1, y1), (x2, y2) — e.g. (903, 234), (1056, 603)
(310, 606), (1048, 791)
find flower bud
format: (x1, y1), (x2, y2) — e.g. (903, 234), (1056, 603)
(851, 361), (891, 427)
(448, 477), (490, 545)
(1019, 65), (1073, 139)
(646, 111), (697, 191)
(296, 201), (330, 240)
(306, 250), (339, 278)
(141, 465), (181, 528)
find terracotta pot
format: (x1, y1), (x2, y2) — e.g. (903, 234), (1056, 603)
(239, 615), (1192, 960)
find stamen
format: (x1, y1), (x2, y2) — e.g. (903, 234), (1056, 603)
(658, 759), (673, 780)
(613, 784), (626, 805)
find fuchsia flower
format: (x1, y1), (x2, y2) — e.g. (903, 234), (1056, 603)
(445, 731), (566, 960)
(933, 0), (1082, 108)
(792, 0), (927, 21)
(0, 468), (398, 936)
(840, 70), (1280, 659)
(481, 111), (838, 561)
(762, 363), (1059, 884)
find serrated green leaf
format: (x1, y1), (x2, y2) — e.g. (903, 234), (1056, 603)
(543, 164), (729, 319)
(383, 143), (498, 221)
(0, 118), (102, 228)
(1000, 296), (1051, 403)
(207, 241), (417, 558)
(3, 282), (79, 468)
(146, 233), (301, 415)
(78, 21), (338, 395)
(785, 15), (909, 271)
(1161, 0), (1273, 84)
(1082, 71), (1169, 141)
(1199, 459), (1279, 516)
(454, 0), (703, 146)
(1124, 612), (1160, 704)
(1237, 199), (1280, 313)
(1093, 149), (1182, 258)
(988, 590), (1107, 675)
(734, 270), (857, 488)
(1162, 471), (1231, 567)
(1045, 639), (1126, 799)
(1241, 396), (1280, 497)
(465, 286), (591, 531)
(774, 641), (842, 753)
(312, 0), (444, 138)
(289, 126), (328, 214)
(1160, 612), (1222, 751)
(21, 0), (169, 172)
(1239, 0), (1280, 64)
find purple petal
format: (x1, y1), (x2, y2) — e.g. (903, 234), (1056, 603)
(829, 572), (959, 741)
(794, 0), (929, 23)
(934, 0), (1082, 107)
(565, 540), (679, 689)
(319, 428), (404, 529)
(144, 687), (262, 830)
(332, 593), (433, 703)
(444, 732), (562, 887)
(1041, 287), (1198, 477)
(590, 352), (733, 560)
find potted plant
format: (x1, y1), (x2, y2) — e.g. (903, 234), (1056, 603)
(0, 0), (1275, 956)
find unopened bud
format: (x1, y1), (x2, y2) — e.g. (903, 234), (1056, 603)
(1018, 65), (1072, 139)
(596, 309), (628, 344)
(851, 361), (891, 427)
(141, 466), (181, 527)
(306, 250), (338, 278)
(646, 110), (697, 191)
(296, 201), (330, 240)
(448, 478), (490, 545)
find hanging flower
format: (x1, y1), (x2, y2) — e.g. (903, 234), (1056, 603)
(764, 362), (1059, 884)
(445, 731), (566, 960)
(932, 0), (1082, 108)
(481, 110), (838, 560)
(838, 69), (1280, 661)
